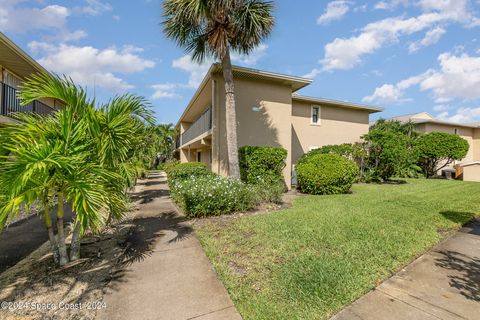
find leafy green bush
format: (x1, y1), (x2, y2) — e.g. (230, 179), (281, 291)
(250, 180), (285, 204)
(363, 120), (419, 181)
(296, 154), (359, 195)
(298, 144), (355, 165)
(166, 162), (213, 185)
(239, 146), (287, 185)
(415, 132), (469, 177)
(161, 159), (180, 172)
(170, 175), (256, 217)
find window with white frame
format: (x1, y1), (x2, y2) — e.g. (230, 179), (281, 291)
(311, 105), (320, 125)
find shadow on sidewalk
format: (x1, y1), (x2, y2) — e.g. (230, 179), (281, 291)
(435, 250), (480, 302)
(120, 211), (192, 266)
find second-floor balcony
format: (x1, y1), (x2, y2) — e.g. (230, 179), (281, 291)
(1, 82), (56, 119)
(180, 106), (212, 147)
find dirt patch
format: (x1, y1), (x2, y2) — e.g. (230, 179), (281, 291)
(0, 217), (138, 320)
(0, 179), (151, 320)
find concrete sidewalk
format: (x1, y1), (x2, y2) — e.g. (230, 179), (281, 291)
(98, 172), (241, 320)
(332, 219), (480, 320)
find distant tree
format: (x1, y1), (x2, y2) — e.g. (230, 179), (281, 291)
(156, 123), (177, 162)
(162, 0), (274, 178)
(415, 132), (469, 177)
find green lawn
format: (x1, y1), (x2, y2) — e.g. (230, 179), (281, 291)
(195, 179), (480, 320)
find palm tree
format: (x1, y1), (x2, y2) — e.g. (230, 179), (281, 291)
(0, 74), (155, 265)
(163, 0), (274, 178)
(156, 123), (177, 162)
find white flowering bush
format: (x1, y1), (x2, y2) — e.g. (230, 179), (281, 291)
(170, 175), (256, 217)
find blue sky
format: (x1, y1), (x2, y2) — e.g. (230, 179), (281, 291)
(1, 0), (480, 124)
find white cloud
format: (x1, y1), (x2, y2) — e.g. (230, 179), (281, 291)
(317, 1), (351, 25)
(309, 0), (479, 74)
(172, 55), (213, 88)
(362, 74), (426, 103)
(420, 52), (480, 102)
(408, 27), (446, 53)
(363, 84), (403, 104)
(31, 42), (155, 92)
(74, 0), (112, 16)
(364, 50), (480, 104)
(374, 0), (410, 10)
(437, 107), (480, 123)
(432, 104), (449, 111)
(151, 83), (179, 99)
(231, 44), (268, 65)
(0, 2), (70, 33)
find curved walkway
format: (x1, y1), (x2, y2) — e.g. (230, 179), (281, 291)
(332, 219), (480, 320)
(98, 172), (241, 320)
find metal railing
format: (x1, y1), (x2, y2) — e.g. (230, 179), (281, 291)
(1, 82), (55, 118)
(181, 106), (212, 146)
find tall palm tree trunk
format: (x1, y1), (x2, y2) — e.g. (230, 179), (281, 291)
(44, 204), (59, 264)
(56, 191), (69, 266)
(69, 218), (81, 261)
(221, 48), (241, 178)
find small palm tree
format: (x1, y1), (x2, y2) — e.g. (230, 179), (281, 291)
(156, 123), (177, 162)
(163, 0), (274, 178)
(0, 74), (156, 265)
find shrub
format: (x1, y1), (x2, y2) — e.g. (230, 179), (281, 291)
(363, 120), (418, 181)
(297, 143), (356, 166)
(251, 180), (285, 204)
(162, 159), (180, 172)
(296, 154), (359, 195)
(170, 175), (256, 217)
(239, 146), (287, 185)
(166, 162), (213, 185)
(415, 132), (469, 177)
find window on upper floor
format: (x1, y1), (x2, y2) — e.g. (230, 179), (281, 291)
(311, 105), (320, 125)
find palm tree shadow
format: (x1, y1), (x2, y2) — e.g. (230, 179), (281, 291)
(118, 211), (192, 267)
(435, 250), (480, 301)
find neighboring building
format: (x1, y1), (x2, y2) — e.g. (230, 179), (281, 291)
(175, 64), (382, 187)
(0, 32), (59, 124)
(387, 112), (480, 180)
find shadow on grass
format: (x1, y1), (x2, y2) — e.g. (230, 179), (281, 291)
(440, 211), (477, 225)
(435, 250), (480, 302)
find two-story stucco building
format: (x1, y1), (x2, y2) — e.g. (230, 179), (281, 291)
(175, 64), (383, 187)
(0, 32), (59, 124)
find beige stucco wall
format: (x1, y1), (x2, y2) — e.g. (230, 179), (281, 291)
(461, 164), (480, 182)
(213, 75), (293, 187)
(291, 100), (370, 164)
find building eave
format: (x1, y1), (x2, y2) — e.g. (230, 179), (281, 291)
(0, 32), (49, 79)
(292, 95), (384, 113)
(176, 64), (313, 128)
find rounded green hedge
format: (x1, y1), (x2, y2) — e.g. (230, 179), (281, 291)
(296, 154), (359, 195)
(166, 162), (213, 182)
(238, 146), (287, 185)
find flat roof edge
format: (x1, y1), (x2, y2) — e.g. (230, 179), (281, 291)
(292, 95), (384, 113)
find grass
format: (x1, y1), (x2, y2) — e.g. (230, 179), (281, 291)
(195, 179), (480, 320)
